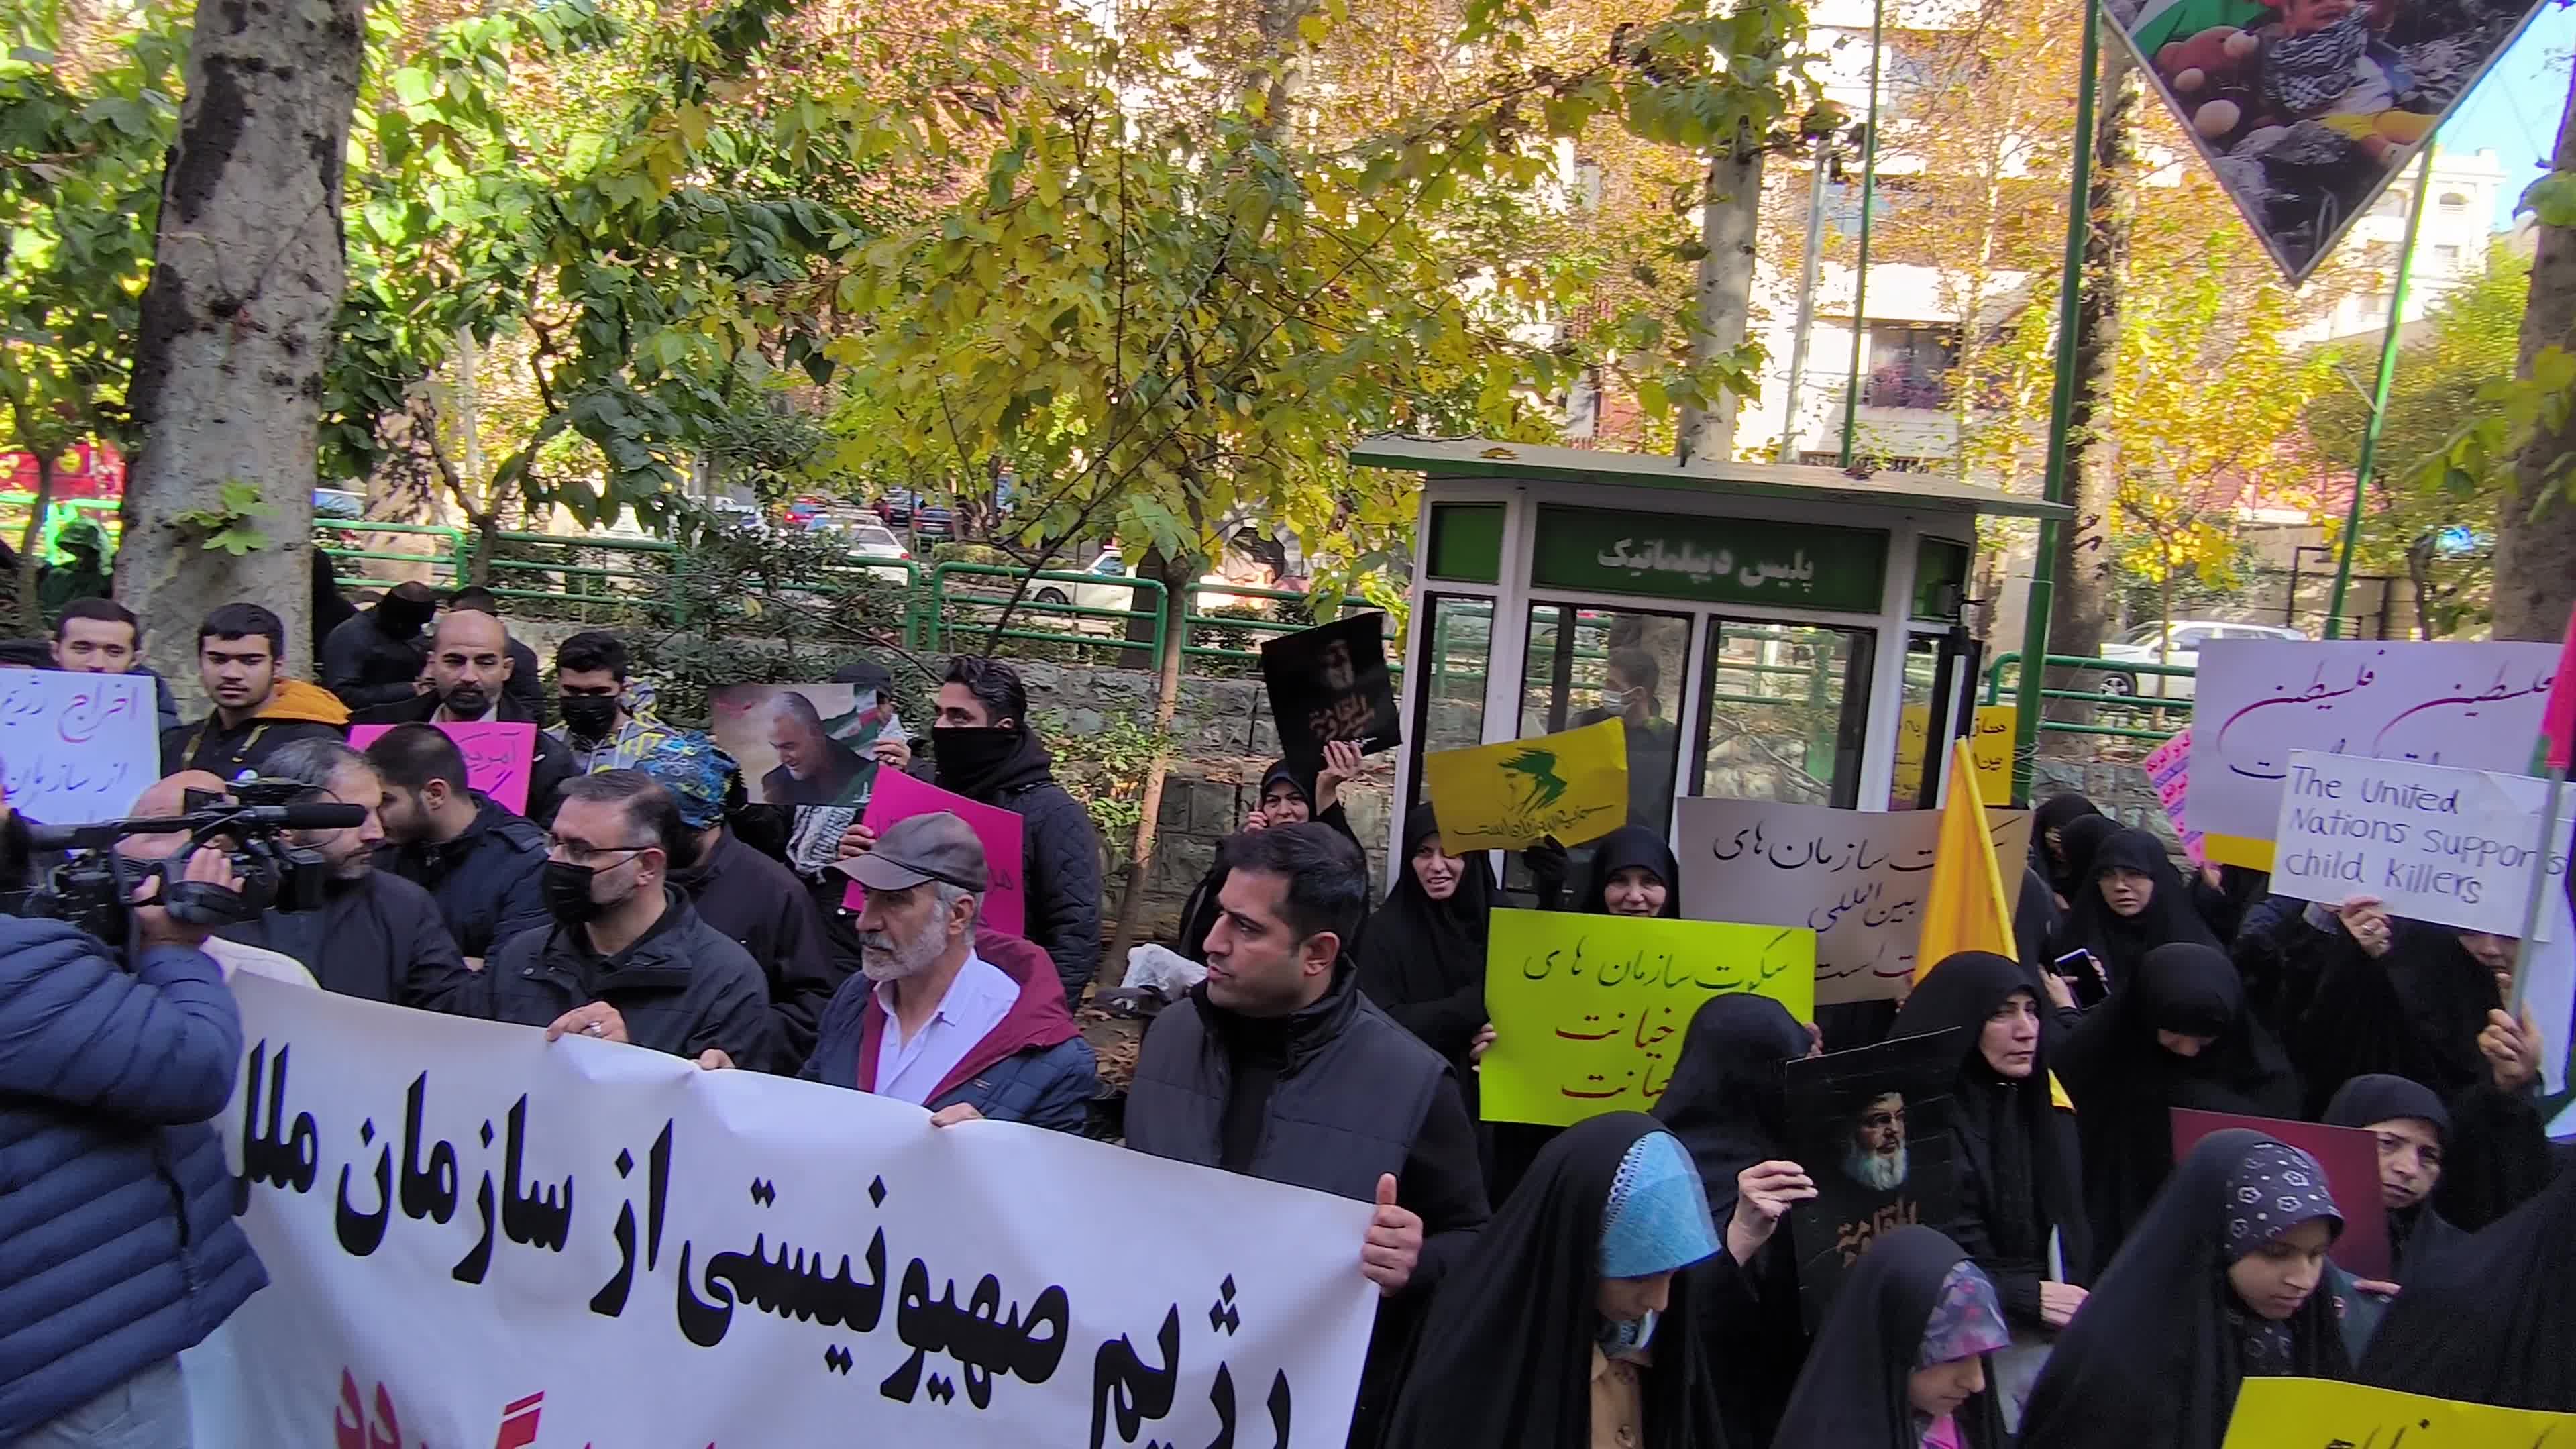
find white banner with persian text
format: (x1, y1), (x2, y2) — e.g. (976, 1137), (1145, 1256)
(190, 978), (1377, 1448)
(1674, 798), (2031, 1004)
(2188, 639), (2561, 843)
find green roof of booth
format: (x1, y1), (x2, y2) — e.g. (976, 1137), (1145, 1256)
(1346, 437), (2072, 521)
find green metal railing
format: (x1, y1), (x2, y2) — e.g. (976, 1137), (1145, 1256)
(0, 494), (121, 559)
(926, 562), (1167, 661)
(313, 519), (471, 591)
(1984, 651), (2194, 742)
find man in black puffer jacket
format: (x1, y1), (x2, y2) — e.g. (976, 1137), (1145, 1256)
(840, 656), (1102, 1006)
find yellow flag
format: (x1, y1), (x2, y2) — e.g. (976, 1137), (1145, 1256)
(1914, 737), (2019, 981)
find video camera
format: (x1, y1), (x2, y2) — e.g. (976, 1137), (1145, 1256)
(17, 780), (365, 946)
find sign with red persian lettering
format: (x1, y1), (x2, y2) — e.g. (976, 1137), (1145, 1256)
(185, 979), (1377, 1446)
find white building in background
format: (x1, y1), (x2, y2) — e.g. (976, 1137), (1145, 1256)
(1614, 0), (2514, 472)
(2291, 147), (2510, 345)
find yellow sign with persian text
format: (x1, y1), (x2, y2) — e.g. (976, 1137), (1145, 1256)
(2221, 1377), (2576, 1448)
(1420, 718), (1629, 853)
(1479, 908), (1817, 1128)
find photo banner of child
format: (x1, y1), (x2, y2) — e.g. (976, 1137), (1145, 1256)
(708, 682), (905, 875)
(2106, 0), (2545, 280)
(1782, 1028), (1964, 1333)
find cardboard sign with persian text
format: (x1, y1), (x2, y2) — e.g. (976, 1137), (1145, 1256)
(1477, 908), (1817, 1128)
(351, 721), (537, 816)
(1674, 797), (2031, 1004)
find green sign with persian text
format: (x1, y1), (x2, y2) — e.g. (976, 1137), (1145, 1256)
(1528, 505), (1888, 613)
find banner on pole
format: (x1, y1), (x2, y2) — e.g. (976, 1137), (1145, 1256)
(189, 979), (1378, 1447)
(2107, 0), (2546, 282)
(1674, 798), (2032, 1004)
(1477, 908), (1817, 1127)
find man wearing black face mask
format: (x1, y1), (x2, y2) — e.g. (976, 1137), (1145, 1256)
(449, 769), (778, 1071)
(323, 580), (439, 711)
(351, 609), (576, 821)
(637, 732), (842, 1065)
(839, 655), (1102, 1006)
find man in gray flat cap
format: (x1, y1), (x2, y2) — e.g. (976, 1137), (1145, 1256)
(757, 812), (1095, 1132)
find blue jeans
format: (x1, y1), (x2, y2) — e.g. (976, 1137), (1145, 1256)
(16, 1360), (190, 1449)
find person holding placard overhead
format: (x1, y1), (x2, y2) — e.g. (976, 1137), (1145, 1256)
(1176, 740), (1362, 962)
(2271, 894), (2503, 1116)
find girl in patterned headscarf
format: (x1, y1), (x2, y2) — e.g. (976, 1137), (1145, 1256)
(1381, 1114), (1727, 1449)
(2017, 1130), (2352, 1449)
(1772, 1226), (2013, 1448)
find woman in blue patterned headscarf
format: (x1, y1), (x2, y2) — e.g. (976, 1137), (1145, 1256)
(2018, 1130), (2351, 1449)
(1381, 1113), (1725, 1449)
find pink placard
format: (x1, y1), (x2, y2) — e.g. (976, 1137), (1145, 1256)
(350, 720), (537, 816)
(838, 770), (1026, 935)
(2170, 1108), (2389, 1281)
(2141, 726), (2206, 868)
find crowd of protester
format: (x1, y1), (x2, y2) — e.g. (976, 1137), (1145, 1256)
(1, 578), (2570, 1447)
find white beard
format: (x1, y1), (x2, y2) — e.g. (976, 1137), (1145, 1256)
(1845, 1144), (1909, 1193)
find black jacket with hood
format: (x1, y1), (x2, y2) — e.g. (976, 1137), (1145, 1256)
(930, 729), (1102, 1004)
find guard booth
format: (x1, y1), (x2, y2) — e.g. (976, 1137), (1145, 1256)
(1352, 437), (2071, 879)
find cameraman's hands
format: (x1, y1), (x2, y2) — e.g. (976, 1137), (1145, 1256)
(131, 846), (244, 951)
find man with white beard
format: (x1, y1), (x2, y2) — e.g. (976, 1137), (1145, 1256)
(1843, 1090), (1911, 1191)
(750, 812), (1096, 1132)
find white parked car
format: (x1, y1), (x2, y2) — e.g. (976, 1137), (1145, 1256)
(833, 520), (912, 562)
(2096, 619), (2306, 699)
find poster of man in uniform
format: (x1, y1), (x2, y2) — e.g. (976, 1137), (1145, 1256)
(1783, 1029), (1962, 1331)
(2107, 0), (2545, 280)
(710, 682), (905, 874)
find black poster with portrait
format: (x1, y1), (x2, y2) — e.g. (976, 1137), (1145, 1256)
(1258, 612), (1401, 775)
(1782, 1028), (1963, 1333)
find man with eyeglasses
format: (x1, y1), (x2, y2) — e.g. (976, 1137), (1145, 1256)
(448, 769), (778, 1071)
